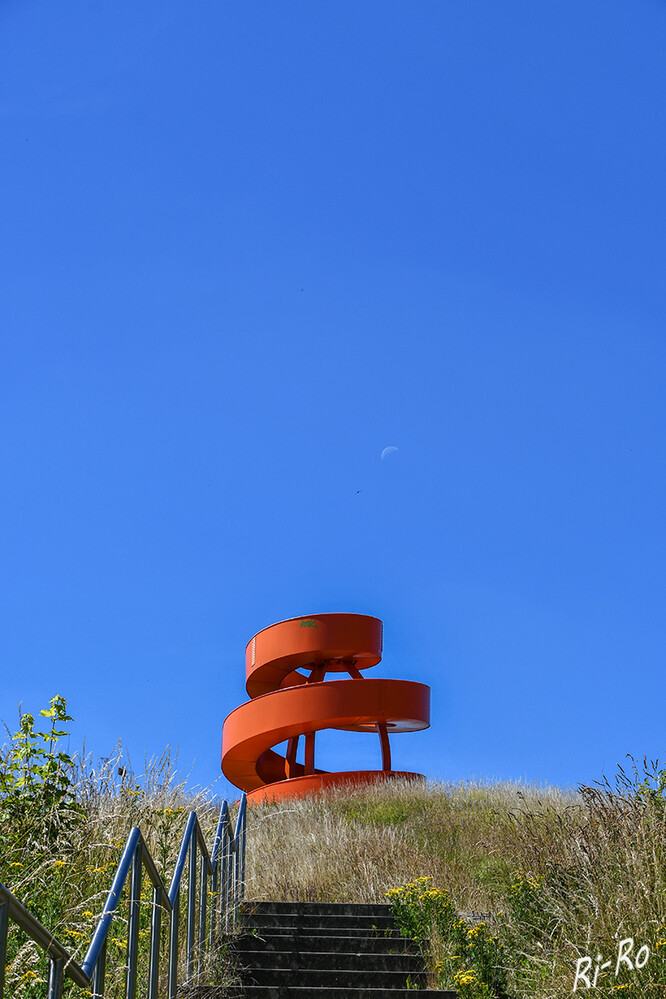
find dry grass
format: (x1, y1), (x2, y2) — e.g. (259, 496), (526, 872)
(4, 739), (666, 998)
(243, 764), (666, 998)
(244, 777), (576, 909)
(1, 743), (238, 999)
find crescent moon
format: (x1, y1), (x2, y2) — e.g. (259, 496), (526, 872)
(381, 446), (399, 460)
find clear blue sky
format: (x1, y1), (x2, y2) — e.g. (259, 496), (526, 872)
(2, 0), (665, 803)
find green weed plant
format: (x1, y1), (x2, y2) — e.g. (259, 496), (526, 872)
(0, 694), (85, 855)
(0, 696), (238, 999)
(386, 876), (509, 998)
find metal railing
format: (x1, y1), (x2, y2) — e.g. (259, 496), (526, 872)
(0, 793), (246, 999)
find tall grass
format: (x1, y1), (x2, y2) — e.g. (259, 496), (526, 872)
(0, 740), (238, 998)
(3, 701), (666, 998)
(243, 764), (666, 998)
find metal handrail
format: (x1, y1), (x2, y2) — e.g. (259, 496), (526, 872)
(0, 793), (246, 999)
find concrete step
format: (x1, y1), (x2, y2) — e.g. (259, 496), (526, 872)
(204, 988), (457, 999)
(223, 900), (459, 998)
(232, 933), (423, 954)
(238, 923), (405, 938)
(239, 912), (396, 932)
(241, 901), (393, 918)
(240, 968), (428, 988)
(232, 949), (426, 973)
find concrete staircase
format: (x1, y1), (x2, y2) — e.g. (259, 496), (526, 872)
(227, 900), (458, 998)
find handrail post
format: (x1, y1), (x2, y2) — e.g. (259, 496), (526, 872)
(233, 795), (247, 924)
(168, 892), (179, 999)
(240, 799), (247, 903)
(198, 842), (207, 979)
(147, 884), (161, 999)
(209, 801), (227, 950)
(234, 846), (240, 924)
(186, 826), (198, 980)
(126, 840), (143, 999)
(231, 841), (239, 928)
(91, 937), (106, 999)
(220, 832), (227, 933)
(0, 901), (8, 999)
(209, 857), (218, 950)
(225, 835), (233, 933)
(47, 956), (64, 999)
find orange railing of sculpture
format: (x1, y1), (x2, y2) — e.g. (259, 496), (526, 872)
(221, 613), (430, 803)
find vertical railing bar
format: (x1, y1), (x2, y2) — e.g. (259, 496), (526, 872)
(225, 835), (233, 933)
(233, 841), (239, 925)
(240, 800), (247, 903)
(220, 831), (228, 934)
(125, 841), (142, 999)
(209, 854), (218, 950)
(186, 830), (197, 980)
(237, 844), (242, 922)
(209, 801), (227, 951)
(223, 830), (230, 932)
(147, 884), (161, 999)
(91, 937), (106, 999)
(0, 900), (8, 999)
(198, 845), (207, 979)
(47, 956), (65, 999)
(209, 803), (227, 869)
(168, 892), (179, 999)
(232, 797), (246, 926)
(229, 831), (235, 925)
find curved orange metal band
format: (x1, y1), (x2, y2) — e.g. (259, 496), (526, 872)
(245, 612), (383, 698)
(221, 613), (431, 802)
(246, 771), (425, 804)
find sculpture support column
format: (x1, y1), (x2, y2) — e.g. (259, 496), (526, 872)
(377, 722), (391, 772)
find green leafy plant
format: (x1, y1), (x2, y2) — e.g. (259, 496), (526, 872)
(387, 877), (510, 999)
(504, 872), (551, 939)
(452, 965), (495, 999)
(0, 694), (84, 854)
(386, 876), (457, 940)
(0, 703), (239, 999)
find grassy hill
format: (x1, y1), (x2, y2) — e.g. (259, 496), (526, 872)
(2, 699), (666, 997)
(244, 771), (666, 997)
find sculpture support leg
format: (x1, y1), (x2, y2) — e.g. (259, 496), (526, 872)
(304, 732), (316, 775)
(377, 722), (391, 772)
(286, 736), (299, 778)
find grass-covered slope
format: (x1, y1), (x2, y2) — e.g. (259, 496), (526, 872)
(3, 698), (666, 997)
(244, 770), (666, 998)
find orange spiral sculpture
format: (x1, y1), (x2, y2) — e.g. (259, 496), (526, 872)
(221, 613), (430, 803)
